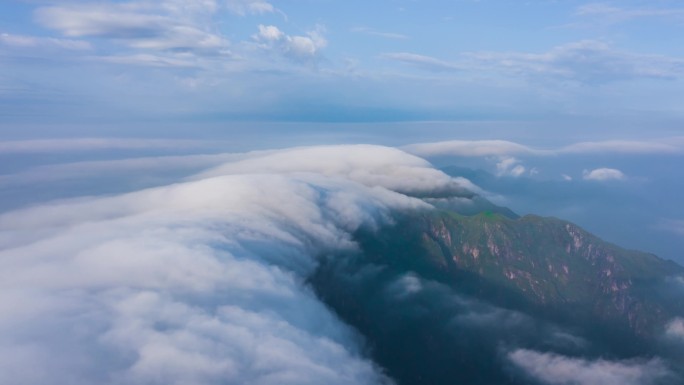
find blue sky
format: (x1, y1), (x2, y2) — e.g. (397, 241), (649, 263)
(2, 0), (684, 263)
(2, 0), (684, 130)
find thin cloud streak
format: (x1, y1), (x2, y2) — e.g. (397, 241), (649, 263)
(381, 52), (463, 72)
(352, 27), (408, 40)
(403, 138), (684, 158)
(384, 41), (684, 84)
(0, 138), (230, 153)
(576, 3), (684, 23)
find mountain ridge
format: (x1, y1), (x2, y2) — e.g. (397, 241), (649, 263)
(310, 201), (684, 385)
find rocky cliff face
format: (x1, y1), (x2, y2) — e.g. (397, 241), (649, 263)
(311, 206), (684, 385)
(357, 209), (684, 337)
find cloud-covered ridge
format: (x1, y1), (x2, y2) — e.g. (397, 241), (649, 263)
(195, 145), (474, 198)
(0, 145), (476, 385)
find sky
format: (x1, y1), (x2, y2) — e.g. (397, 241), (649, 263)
(2, 0), (684, 261)
(1, 0), (684, 131)
(2, 3), (684, 384)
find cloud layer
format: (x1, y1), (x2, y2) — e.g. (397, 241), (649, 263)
(0, 145), (475, 385)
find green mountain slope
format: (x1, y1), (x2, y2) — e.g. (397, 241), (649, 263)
(312, 204), (684, 385)
(356, 209), (684, 337)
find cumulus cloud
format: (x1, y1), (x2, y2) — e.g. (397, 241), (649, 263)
(496, 157), (526, 177)
(253, 24), (327, 61)
(509, 349), (672, 385)
(582, 168), (626, 181)
(0, 145), (481, 385)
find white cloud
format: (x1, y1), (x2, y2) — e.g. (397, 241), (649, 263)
(665, 318), (684, 341)
(402, 140), (541, 157)
(582, 168), (625, 181)
(225, 0), (275, 16)
(35, 5), (170, 38)
(562, 174), (573, 181)
(386, 273), (424, 299)
(254, 24), (327, 61)
(509, 349), (671, 385)
(496, 157), (526, 177)
(256, 25), (285, 41)
(194, 145), (474, 198)
(0, 33), (91, 51)
(0, 144), (478, 384)
(35, 2), (230, 55)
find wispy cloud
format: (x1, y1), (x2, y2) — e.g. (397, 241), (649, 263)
(381, 52), (462, 72)
(464, 40), (684, 84)
(658, 219), (684, 237)
(384, 41), (684, 84)
(0, 33), (91, 51)
(509, 349), (672, 385)
(35, 2), (230, 55)
(351, 27), (408, 40)
(402, 140), (542, 157)
(0, 138), (224, 154)
(576, 3), (684, 24)
(666, 318), (684, 341)
(225, 0), (275, 16)
(403, 138), (684, 158)
(560, 140), (680, 155)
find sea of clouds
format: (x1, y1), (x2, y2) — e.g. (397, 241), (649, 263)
(1, 144), (681, 385)
(0, 145), (455, 385)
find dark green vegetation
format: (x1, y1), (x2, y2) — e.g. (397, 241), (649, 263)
(310, 204), (684, 385)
